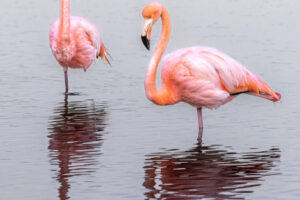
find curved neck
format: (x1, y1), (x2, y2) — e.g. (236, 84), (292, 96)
(59, 0), (70, 41)
(144, 6), (172, 105)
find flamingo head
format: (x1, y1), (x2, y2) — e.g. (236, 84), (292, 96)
(141, 2), (163, 50)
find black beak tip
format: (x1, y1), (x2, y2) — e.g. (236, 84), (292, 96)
(141, 35), (150, 50)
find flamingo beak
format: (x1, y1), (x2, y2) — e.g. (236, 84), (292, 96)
(141, 18), (153, 50)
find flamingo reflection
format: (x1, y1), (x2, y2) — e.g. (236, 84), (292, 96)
(143, 144), (280, 199)
(48, 95), (108, 200)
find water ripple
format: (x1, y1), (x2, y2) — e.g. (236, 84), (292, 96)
(143, 144), (280, 200)
(48, 95), (108, 200)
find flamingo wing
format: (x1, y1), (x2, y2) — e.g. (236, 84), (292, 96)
(162, 46), (279, 108)
(67, 16), (102, 69)
(71, 17), (110, 64)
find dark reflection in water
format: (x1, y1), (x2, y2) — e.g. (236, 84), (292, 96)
(48, 95), (108, 200)
(143, 144), (280, 200)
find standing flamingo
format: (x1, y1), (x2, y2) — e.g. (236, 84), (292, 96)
(141, 2), (281, 141)
(49, 0), (110, 94)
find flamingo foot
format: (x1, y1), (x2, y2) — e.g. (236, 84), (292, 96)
(63, 92), (80, 96)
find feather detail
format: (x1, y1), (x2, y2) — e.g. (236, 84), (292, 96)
(98, 44), (111, 65)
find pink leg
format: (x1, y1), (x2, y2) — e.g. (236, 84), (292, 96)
(64, 68), (69, 94)
(197, 108), (203, 141)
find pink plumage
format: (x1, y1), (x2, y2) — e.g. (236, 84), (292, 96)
(49, 0), (109, 93)
(161, 46), (279, 109)
(141, 2), (281, 141)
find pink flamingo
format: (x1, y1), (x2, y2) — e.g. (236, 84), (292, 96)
(49, 0), (110, 94)
(141, 2), (281, 141)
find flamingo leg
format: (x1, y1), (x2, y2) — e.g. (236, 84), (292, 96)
(64, 67), (69, 94)
(197, 108), (203, 141)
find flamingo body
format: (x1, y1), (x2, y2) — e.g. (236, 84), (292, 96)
(50, 16), (104, 71)
(160, 46), (279, 109)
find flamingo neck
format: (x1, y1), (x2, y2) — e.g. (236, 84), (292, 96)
(144, 6), (172, 105)
(59, 0), (70, 42)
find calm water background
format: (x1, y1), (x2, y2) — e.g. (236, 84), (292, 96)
(0, 0), (299, 199)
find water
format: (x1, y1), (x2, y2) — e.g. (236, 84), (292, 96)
(0, 0), (299, 199)
(144, 145), (280, 199)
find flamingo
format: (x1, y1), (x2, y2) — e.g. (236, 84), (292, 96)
(141, 2), (281, 141)
(49, 0), (110, 94)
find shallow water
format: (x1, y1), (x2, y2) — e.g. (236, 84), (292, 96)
(0, 0), (300, 199)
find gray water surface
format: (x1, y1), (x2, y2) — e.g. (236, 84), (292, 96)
(1, 0), (299, 199)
